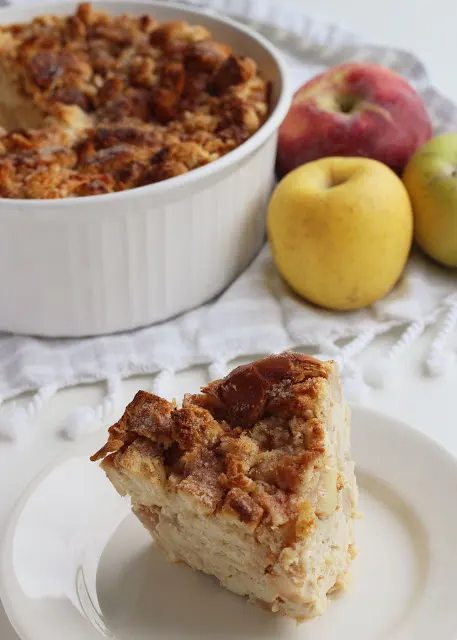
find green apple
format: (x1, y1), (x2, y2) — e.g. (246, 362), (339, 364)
(403, 133), (457, 267)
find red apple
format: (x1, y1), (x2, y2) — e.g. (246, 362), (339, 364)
(276, 62), (432, 178)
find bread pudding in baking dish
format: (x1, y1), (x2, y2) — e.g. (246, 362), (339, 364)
(92, 353), (358, 620)
(0, 2), (270, 198)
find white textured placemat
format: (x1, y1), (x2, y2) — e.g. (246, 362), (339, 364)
(1, 0), (456, 440)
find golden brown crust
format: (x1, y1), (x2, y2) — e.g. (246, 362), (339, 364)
(220, 487), (264, 530)
(92, 391), (175, 461)
(193, 352), (330, 428)
(0, 3), (269, 198)
(92, 352), (334, 536)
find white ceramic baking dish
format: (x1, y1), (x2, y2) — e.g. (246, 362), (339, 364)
(0, 0), (291, 337)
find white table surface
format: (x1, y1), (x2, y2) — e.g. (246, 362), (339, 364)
(1, 0), (457, 638)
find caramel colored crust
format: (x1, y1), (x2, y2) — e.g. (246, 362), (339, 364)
(92, 352), (333, 534)
(0, 2), (269, 198)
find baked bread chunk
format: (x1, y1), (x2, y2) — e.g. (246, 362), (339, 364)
(0, 3), (269, 198)
(92, 352), (358, 620)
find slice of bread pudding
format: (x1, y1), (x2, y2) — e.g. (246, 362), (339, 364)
(92, 352), (358, 620)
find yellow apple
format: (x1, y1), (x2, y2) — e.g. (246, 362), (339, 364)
(403, 133), (457, 267)
(267, 157), (413, 310)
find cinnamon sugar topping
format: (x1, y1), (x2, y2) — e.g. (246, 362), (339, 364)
(92, 352), (333, 533)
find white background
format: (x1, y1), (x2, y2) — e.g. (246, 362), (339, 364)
(1, 0), (456, 638)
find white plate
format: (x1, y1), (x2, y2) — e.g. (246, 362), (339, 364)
(2, 406), (457, 640)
